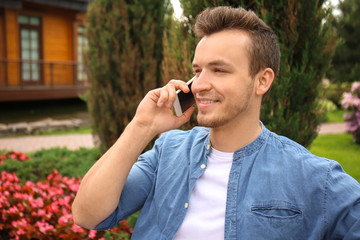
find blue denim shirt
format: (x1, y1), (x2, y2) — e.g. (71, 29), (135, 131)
(95, 125), (360, 239)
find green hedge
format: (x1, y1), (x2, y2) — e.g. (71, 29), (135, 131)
(0, 148), (100, 183)
(322, 82), (352, 107)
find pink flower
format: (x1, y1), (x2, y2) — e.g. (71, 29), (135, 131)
(0, 171), (133, 238)
(16, 203), (24, 212)
(3, 172), (18, 182)
(58, 196), (72, 206)
(343, 81), (360, 143)
(19, 154), (28, 161)
(37, 209), (46, 217)
(24, 180), (35, 188)
(88, 230), (97, 239)
(11, 218), (27, 228)
(13, 192), (26, 200)
(351, 81), (360, 93)
(31, 197), (44, 208)
(16, 228), (26, 236)
(69, 182), (80, 192)
(72, 224), (85, 233)
(50, 202), (60, 212)
(9, 206), (19, 214)
(58, 214), (72, 225)
(35, 221), (55, 234)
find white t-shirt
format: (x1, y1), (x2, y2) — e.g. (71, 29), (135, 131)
(173, 148), (233, 240)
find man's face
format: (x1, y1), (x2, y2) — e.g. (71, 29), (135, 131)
(191, 30), (257, 129)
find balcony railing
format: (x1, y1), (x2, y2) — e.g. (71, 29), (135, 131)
(0, 58), (88, 89)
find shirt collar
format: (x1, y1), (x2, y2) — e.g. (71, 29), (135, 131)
(203, 121), (269, 159)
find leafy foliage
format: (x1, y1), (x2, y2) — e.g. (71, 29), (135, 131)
(0, 170), (132, 239)
(327, 0), (360, 83)
(0, 148), (100, 183)
(259, 1), (336, 147)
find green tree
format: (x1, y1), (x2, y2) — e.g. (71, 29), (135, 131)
(327, 0), (360, 83)
(86, 0), (170, 151)
(258, 1), (336, 147)
(169, 0), (335, 147)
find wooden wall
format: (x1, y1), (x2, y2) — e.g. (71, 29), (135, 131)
(2, 2), (82, 87)
(41, 5), (76, 85)
(0, 9), (5, 86)
(4, 8), (20, 86)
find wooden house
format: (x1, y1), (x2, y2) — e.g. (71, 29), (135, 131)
(0, 0), (92, 101)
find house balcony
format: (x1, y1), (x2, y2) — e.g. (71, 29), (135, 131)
(0, 58), (89, 102)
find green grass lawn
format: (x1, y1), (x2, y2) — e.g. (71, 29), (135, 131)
(325, 109), (348, 123)
(309, 133), (360, 182)
(33, 126), (92, 136)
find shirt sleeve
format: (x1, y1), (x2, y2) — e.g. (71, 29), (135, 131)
(94, 133), (166, 230)
(325, 160), (360, 239)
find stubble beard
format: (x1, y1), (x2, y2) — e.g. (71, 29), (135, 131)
(196, 88), (253, 129)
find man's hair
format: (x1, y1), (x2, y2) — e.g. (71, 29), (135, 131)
(194, 6), (281, 79)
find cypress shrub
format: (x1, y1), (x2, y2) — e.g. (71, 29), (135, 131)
(257, 1), (336, 147)
(327, 0), (360, 83)
(86, 0), (170, 151)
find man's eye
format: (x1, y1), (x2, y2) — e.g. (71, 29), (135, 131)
(214, 68), (225, 73)
(193, 70), (202, 76)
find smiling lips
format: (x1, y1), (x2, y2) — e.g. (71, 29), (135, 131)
(198, 99), (217, 104)
(196, 97), (219, 109)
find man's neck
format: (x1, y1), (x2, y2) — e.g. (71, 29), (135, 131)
(209, 117), (262, 153)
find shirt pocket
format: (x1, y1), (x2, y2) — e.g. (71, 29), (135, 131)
(247, 200), (303, 238)
(251, 202), (302, 219)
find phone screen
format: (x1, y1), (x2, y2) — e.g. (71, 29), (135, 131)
(178, 82), (195, 113)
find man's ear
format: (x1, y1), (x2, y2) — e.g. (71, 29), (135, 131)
(255, 68), (274, 96)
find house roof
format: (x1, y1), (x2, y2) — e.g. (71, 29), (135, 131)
(0, 0), (93, 11)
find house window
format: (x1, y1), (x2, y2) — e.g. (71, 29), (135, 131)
(19, 15), (41, 84)
(77, 25), (87, 81)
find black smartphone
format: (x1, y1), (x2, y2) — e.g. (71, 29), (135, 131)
(173, 77), (195, 117)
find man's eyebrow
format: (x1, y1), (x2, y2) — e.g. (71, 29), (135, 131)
(192, 63), (199, 68)
(208, 60), (233, 68)
(192, 60), (234, 68)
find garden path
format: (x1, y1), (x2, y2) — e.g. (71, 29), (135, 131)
(0, 134), (94, 153)
(0, 122), (347, 153)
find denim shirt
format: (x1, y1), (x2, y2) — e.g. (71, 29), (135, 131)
(95, 125), (360, 239)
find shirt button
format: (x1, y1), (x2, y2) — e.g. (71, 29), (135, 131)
(206, 144), (210, 150)
(200, 164), (206, 169)
(184, 203), (189, 209)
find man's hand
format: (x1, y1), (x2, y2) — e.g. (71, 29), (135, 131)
(133, 79), (195, 136)
(72, 79), (195, 230)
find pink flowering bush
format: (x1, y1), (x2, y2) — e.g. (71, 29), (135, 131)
(0, 170), (132, 239)
(0, 151), (29, 165)
(342, 81), (360, 144)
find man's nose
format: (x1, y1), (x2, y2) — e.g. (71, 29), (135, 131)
(191, 72), (211, 94)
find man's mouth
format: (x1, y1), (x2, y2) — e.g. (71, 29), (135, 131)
(198, 99), (218, 104)
(196, 97), (220, 109)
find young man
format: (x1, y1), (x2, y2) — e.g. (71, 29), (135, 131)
(72, 6), (360, 239)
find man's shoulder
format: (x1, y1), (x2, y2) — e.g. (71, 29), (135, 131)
(266, 130), (312, 155)
(162, 126), (210, 141)
(265, 129), (331, 167)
